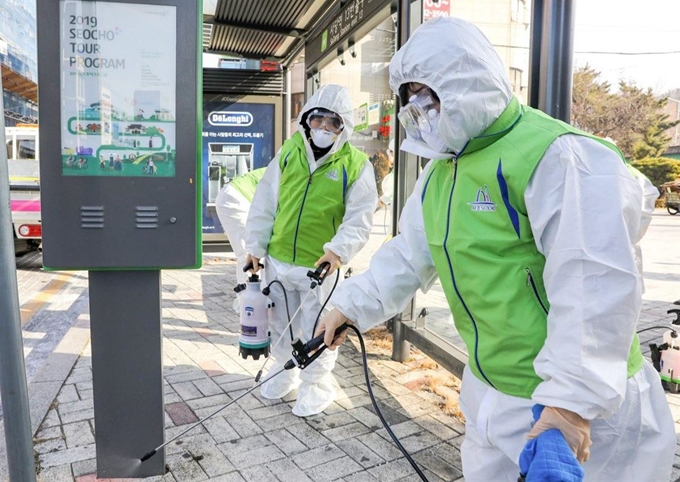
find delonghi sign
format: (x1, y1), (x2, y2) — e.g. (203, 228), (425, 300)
(208, 111), (253, 126)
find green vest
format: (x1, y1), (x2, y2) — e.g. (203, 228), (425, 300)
(268, 132), (366, 268)
(230, 167), (266, 202)
(421, 97), (644, 398)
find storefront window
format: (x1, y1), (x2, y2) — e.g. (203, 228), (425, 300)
(315, 16), (397, 273)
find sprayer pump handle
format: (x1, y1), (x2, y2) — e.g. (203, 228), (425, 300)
(307, 261), (332, 287)
(669, 309), (680, 325)
(243, 261), (265, 272)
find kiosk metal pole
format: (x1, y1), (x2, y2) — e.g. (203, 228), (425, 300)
(89, 270), (165, 477)
(0, 80), (38, 482)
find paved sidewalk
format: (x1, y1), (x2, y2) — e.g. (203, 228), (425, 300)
(30, 258), (466, 482)
(4, 208), (680, 481)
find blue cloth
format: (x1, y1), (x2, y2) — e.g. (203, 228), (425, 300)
(518, 405), (584, 482)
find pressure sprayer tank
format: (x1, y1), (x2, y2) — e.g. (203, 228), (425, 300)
(235, 274), (270, 360)
(660, 329), (680, 384)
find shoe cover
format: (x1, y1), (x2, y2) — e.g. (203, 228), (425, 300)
(292, 378), (336, 417)
(260, 364), (300, 399)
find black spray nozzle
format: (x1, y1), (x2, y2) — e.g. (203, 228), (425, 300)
(307, 261), (331, 289)
(140, 449), (157, 462)
(286, 323), (349, 370)
(233, 283), (246, 294)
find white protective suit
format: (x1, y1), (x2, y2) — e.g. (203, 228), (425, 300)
(215, 184), (251, 312)
(330, 17), (675, 481)
(244, 84), (377, 417)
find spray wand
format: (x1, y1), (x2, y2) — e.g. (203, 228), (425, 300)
(140, 322), (348, 463)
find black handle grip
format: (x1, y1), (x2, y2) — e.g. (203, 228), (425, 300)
(669, 309), (680, 325)
(243, 261), (264, 272)
(307, 261), (331, 287)
(287, 324), (351, 370)
(304, 323), (349, 353)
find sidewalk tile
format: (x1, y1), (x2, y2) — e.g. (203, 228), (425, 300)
(172, 381), (204, 401)
(264, 458), (312, 482)
(165, 402), (199, 426)
(217, 434), (270, 457)
(306, 456), (363, 482)
(291, 444), (344, 470)
(224, 445), (286, 470)
(63, 421), (95, 448)
(203, 416), (240, 444)
(166, 453), (209, 482)
(321, 421), (372, 442)
(39, 444), (96, 469)
(286, 422), (331, 449)
(37, 464), (73, 481)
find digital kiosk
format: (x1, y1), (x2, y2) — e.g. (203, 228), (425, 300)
(37, 0), (201, 476)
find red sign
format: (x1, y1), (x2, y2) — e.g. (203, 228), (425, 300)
(423, 0), (450, 21)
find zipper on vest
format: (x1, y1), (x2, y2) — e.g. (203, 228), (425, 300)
(443, 159), (495, 388)
(526, 268), (549, 314)
(292, 169), (313, 263)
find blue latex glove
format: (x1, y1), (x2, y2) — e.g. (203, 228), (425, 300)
(518, 405), (584, 482)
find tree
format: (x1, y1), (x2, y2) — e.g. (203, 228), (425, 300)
(571, 65), (679, 160)
(571, 65), (614, 137)
(631, 157), (680, 188)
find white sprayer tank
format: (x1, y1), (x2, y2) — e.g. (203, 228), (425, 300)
(238, 278), (270, 360)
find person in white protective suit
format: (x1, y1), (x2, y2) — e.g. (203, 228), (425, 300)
(215, 167), (266, 312)
(244, 84), (377, 417)
(317, 17), (675, 481)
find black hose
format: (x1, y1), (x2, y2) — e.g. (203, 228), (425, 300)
(265, 279), (294, 339)
(311, 269), (340, 338)
(636, 325), (673, 335)
(348, 324), (429, 482)
(267, 268), (429, 480)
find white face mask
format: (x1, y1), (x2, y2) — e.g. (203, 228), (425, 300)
(419, 113), (449, 153)
(310, 128), (337, 148)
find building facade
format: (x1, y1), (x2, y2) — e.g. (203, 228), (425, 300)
(0, 0), (38, 126)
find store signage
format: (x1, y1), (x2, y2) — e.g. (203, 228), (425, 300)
(424, 0), (450, 20)
(306, 0), (391, 68)
(202, 99), (276, 236)
(368, 102), (381, 125)
(323, 0), (366, 51)
(208, 111), (254, 126)
(354, 103), (369, 132)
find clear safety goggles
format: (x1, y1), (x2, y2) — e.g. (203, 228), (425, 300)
(307, 109), (344, 132)
(397, 90), (440, 140)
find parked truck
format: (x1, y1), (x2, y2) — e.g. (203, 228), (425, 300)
(5, 125), (41, 255)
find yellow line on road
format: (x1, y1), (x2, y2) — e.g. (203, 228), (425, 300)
(20, 273), (74, 327)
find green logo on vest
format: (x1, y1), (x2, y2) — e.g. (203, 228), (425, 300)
(468, 185), (496, 212)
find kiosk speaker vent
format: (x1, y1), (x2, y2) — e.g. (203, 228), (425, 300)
(81, 206), (104, 229)
(136, 206), (159, 229)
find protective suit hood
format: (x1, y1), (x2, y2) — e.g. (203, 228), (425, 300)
(389, 17), (513, 155)
(297, 84), (354, 161)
